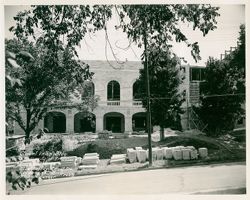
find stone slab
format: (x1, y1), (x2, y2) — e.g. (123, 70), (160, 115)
(127, 149), (137, 163)
(182, 148), (191, 160)
(163, 147), (173, 159)
(60, 156), (77, 161)
(111, 154), (126, 159)
(84, 153), (99, 158)
(156, 148), (164, 160)
(172, 149), (182, 160)
(137, 150), (147, 163)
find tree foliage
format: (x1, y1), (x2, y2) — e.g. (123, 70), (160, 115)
(195, 24), (245, 136)
(7, 5), (112, 142)
(136, 46), (185, 138)
(117, 4), (220, 61)
(6, 38), (95, 143)
(116, 5), (220, 139)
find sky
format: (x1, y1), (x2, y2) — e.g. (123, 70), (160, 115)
(4, 4), (245, 66)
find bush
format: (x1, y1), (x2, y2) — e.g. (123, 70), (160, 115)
(30, 138), (66, 162)
(6, 147), (20, 157)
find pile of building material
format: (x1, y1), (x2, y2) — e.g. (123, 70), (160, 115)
(124, 146), (208, 164)
(60, 156), (78, 168)
(110, 154), (126, 164)
(80, 153), (100, 169)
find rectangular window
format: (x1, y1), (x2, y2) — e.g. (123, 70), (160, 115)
(191, 68), (205, 82)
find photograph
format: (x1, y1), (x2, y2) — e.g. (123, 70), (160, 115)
(2, 1), (247, 197)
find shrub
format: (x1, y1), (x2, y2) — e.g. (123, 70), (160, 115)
(6, 147), (20, 157)
(30, 138), (66, 162)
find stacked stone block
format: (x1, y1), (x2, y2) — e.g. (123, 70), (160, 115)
(80, 153), (100, 169)
(60, 156), (78, 168)
(110, 154), (126, 164)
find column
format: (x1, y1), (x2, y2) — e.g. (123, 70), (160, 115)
(95, 115), (103, 133)
(125, 115), (132, 132)
(66, 110), (74, 134)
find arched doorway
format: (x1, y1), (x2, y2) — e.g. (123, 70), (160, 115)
(74, 112), (96, 133)
(104, 112), (125, 133)
(132, 112), (147, 132)
(44, 111), (66, 133)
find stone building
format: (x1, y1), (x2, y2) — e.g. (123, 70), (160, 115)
(14, 60), (206, 135)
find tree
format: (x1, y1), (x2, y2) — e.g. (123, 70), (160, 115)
(195, 24), (245, 136)
(5, 38), (96, 143)
(7, 5), (112, 143)
(136, 46), (185, 140)
(116, 5), (220, 140)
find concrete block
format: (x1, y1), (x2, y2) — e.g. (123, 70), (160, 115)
(198, 148), (208, 159)
(164, 147), (173, 159)
(172, 149), (182, 160)
(111, 154), (126, 159)
(156, 148), (164, 160)
(127, 149), (137, 163)
(137, 150), (147, 163)
(60, 156), (77, 161)
(190, 149), (198, 160)
(152, 148), (158, 161)
(182, 148), (191, 160)
(61, 156), (78, 168)
(84, 153), (99, 158)
(82, 157), (99, 165)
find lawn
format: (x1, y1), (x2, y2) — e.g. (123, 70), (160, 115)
(67, 132), (246, 162)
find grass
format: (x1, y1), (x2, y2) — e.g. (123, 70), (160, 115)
(67, 137), (154, 159)
(66, 132), (245, 162)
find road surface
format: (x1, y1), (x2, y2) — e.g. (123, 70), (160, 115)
(12, 162), (246, 195)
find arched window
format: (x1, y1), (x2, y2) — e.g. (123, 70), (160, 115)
(133, 80), (140, 100)
(107, 80), (120, 101)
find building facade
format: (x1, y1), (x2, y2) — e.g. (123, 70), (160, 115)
(14, 60), (206, 135)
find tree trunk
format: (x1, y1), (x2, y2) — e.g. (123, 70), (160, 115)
(25, 108), (32, 144)
(160, 125), (164, 141)
(25, 129), (31, 144)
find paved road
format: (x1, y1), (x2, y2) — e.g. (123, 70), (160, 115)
(13, 163), (246, 195)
